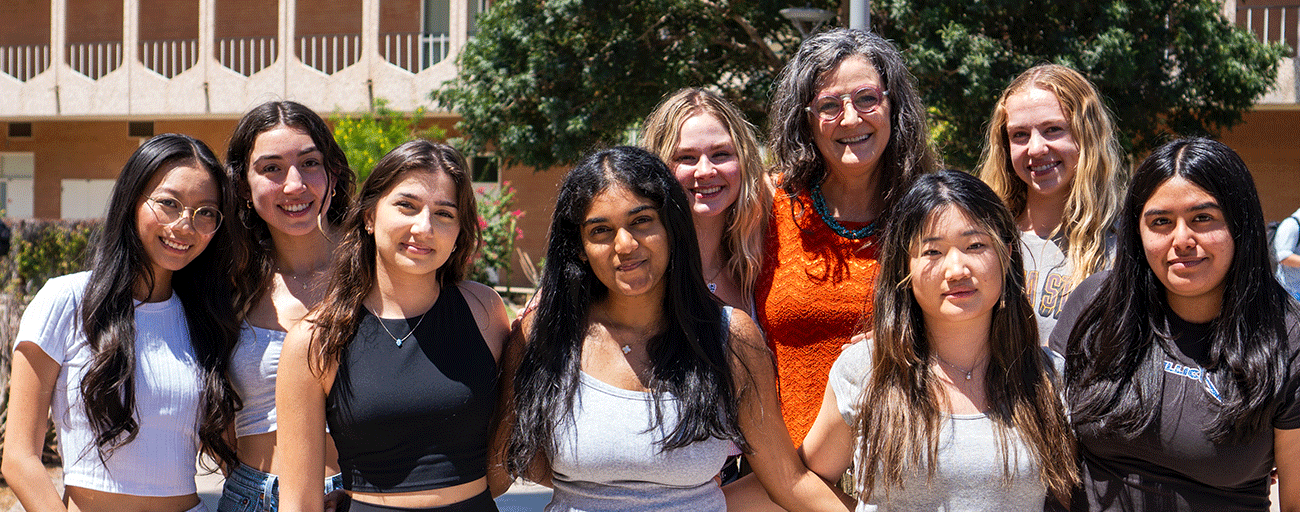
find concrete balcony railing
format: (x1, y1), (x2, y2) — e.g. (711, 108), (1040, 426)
(297, 33), (361, 75)
(380, 32), (451, 74)
(0, 44), (50, 82)
(217, 36), (277, 77)
(140, 38), (198, 78)
(67, 41), (122, 80)
(1238, 3), (1299, 55)
(1236, 3), (1300, 104)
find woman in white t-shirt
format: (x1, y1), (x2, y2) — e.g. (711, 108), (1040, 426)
(796, 170), (1078, 510)
(3, 133), (241, 512)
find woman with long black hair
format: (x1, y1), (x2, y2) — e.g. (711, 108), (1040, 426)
(1052, 137), (1300, 511)
(3, 133), (241, 512)
(503, 146), (848, 511)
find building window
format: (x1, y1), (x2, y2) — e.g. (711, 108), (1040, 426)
(129, 121), (155, 138)
(471, 155), (498, 183)
(7, 123), (32, 138)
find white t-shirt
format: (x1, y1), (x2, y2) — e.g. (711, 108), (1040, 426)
(15, 272), (203, 496)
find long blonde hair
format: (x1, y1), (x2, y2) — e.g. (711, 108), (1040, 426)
(641, 88), (771, 300)
(978, 64), (1124, 286)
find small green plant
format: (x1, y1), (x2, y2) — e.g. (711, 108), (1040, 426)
(332, 98), (447, 182)
(470, 183), (524, 286)
(11, 219), (98, 295)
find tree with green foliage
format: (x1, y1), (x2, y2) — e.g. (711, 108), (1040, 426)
(332, 98), (447, 182)
(435, 0), (1283, 171)
(877, 0), (1287, 169)
(432, 0), (834, 170)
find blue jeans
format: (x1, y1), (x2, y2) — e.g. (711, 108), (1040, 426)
(217, 463), (344, 512)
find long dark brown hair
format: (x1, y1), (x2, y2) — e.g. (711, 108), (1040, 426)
(308, 140), (478, 372)
(79, 133), (241, 469)
(855, 170), (1076, 504)
(226, 101), (356, 316)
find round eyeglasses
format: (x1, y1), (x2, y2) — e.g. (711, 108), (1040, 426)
(145, 197), (223, 235)
(806, 85), (889, 122)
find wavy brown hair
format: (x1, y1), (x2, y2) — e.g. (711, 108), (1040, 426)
(226, 101), (356, 317)
(855, 170), (1077, 505)
(307, 140), (478, 372)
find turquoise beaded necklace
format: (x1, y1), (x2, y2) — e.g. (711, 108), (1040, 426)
(811, 181), (878, 240)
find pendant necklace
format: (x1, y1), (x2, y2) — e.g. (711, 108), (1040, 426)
(934, 353), (982, 381)
(705, 266), (724, 294)
(370, 308), (427, 347)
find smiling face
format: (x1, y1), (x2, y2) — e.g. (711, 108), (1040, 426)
(670, 113), (742, 220)
(909, 205), (1004, 328)
(811, 56), (891, 179)
(247, 125), (332, 237)
(580, 185), (671, 299)
(1140, 176), (1234, 317)
(136, 160), (221, 283)
(1005, 86), (1080, 202)
(367, 169), (461, 282)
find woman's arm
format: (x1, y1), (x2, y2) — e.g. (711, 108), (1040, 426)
(276, 322), (334, 512)
(1277, 427), (1300, 512)
(486, 319), (525, 497)
(799, 382), (856, 482)
(2, 342), (68, 512)
(722, 310), (853, 512)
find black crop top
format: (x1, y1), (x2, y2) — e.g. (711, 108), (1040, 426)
(326, 285), (498, 492)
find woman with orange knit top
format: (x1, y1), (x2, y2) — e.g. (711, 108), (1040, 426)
(756, 28), (938, 443)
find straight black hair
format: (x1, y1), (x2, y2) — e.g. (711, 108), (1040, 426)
(79, 133), (241, 469)
(507, 146), (744, 477)
(1064, 137), (1293, 443)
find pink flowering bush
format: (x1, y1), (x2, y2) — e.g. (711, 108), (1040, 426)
(471, 182), (524, 285)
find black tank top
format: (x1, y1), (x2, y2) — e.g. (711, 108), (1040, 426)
(326, 285), (497, 492)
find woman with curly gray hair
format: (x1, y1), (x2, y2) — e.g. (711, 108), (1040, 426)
(755, 28), (939, 444)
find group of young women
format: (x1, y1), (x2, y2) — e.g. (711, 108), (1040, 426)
(3, 26), (1297, 512)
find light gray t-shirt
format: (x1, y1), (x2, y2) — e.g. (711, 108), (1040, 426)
(1020, 230), (1073, 346)
(829, 341), (1060, 511)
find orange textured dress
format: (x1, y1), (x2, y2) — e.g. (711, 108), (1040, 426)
(755, 189), (880, 445)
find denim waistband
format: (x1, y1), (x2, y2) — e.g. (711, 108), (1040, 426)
(221, 463), (344, 512)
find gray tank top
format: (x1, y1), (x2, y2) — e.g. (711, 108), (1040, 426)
(545, 307), (738, 512)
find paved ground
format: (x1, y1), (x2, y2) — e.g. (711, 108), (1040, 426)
(0, 467), (1281, 511)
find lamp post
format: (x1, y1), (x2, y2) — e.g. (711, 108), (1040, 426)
(779, 6), (836, 38)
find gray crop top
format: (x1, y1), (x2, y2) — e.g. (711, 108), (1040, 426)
(230, 323), (284, 437)
(544, 306), (739, 512)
